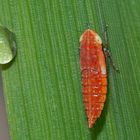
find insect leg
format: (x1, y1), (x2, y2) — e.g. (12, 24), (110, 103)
(102, 25), (119, 72)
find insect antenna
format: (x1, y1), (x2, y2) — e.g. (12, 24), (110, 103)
(102, 26), (119, 72)
(84, 22), (93, 29)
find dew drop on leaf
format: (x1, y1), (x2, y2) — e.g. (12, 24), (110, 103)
(0, 26), (16, 64)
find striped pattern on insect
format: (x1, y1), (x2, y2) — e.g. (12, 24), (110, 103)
(80, 28), (107, 128)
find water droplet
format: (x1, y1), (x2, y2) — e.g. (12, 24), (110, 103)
(0, 26), (16, 64)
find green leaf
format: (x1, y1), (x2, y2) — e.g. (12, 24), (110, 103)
(1, 0), (140, 140)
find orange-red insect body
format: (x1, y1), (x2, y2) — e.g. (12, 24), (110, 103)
(80, 29), (107, 128)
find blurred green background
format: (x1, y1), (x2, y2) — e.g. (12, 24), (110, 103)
(0, 0), (140, 140)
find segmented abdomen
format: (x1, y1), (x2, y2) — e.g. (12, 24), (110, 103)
(80, 43), (107, 128)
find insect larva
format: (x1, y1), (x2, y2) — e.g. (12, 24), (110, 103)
(80, 29), (107, 128)
(0, 26), (16, 64)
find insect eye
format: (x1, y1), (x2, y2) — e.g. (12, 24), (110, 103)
(0, 26), (16, 64)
